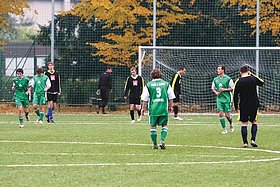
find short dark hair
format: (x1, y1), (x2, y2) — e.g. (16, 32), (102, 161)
(16, 68), (24, 74)
(47, 61), (54, 66)
(150, 69), (162, 79)
(179, 66), (185, 71)
(240, 65), (249, 73)
(107, 66), (112, 70)
(36, 68), (43, 74)
(218, 65), (225, 71)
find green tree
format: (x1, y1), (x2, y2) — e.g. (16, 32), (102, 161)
(223, 0), (280, 45)
(65, 0), (196, 66)
(0, 0), (29, 45)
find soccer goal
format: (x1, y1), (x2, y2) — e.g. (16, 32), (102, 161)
(138, 46), (280, 113)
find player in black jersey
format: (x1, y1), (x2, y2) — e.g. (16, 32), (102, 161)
(233, 65), (264, 148)
(124, 67), (144, 123)
(97, 67), (112, 114)
(170, 67), (186, 120)
(45, 61), (61, 123)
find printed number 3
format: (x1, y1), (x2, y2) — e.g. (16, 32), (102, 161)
(156, 87), (161, 98)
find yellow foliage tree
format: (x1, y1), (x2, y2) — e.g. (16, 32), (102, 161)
(223, 0), (280, 44)
(65, 0), (196, 66)
(0, 0), (29, 45)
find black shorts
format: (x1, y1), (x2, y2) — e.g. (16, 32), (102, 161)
(173, 94), (180, 103)
(129, 97), (141, 105)
(239, 107), (258, 123)
(47, 93), (58, 102)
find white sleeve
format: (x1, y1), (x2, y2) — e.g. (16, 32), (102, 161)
(211, 81), (216, 90)
(28, 78), (34, 88)
(46, 78), (51, 88)
(167, 85), (176, 100)
(229, 79), (234, 89)
(141, 86), (149, 102)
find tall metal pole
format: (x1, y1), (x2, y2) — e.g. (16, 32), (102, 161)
(51, 0), (55, 63)
(256, 0), (260, 93)
(152, 0), (156, 69)
(256, 0), (260, 77)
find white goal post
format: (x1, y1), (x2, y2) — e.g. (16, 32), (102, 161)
(138, 46), (280, 113)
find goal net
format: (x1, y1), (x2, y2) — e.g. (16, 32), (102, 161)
(139, 46), (280, 113)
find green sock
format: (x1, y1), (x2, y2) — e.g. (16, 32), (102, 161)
(19, 117), (23, 124)
(35, 109), (40, 117)
(220, 117), (226, 128)
(150, 129), (157, 146)
(39, 112), (44, 121)
(160, 127), (168, 142)
(227, 117), (232, 125)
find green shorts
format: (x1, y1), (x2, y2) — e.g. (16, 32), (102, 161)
(15, 99), (29, 108)
(33, 93), (46, 105)
(217, 102), (231, 113)
(149, 116), (168, 126)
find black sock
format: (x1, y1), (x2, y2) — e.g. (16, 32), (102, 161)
(251, 124), (258, 141)
(173, 106), (178, 117)
(137, 110), (141, 117)
(241, 126), (248, 144)
(102, 108), (105, 113)
(130, 110), (134, 120)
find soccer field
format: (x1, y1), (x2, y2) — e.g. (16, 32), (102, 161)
(0, 113), (280, 186)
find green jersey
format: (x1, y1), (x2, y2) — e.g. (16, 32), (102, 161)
(212, 75), (234, 103)
(29, 75), (51, 94)
(141, 79), (175, 116)
(13, 76), (29, 101)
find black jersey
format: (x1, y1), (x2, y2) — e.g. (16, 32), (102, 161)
(98, 72), (112, 90)
(124, 75), (144, 99)
(45, 70), (61, 94)
(233, 74), (264, 110)
(170, 72), (182, 95)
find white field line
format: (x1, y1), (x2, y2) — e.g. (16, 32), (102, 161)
(0, 152), (256, 158)
(1, 140), (280, 167)
(1, 140), (280, 155)
(1, 158), (280, 168)
(0, 121), (279, 126)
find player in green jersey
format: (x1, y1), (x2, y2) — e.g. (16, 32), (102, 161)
(141, 69), (175, 149)
(12, 68), (30, 128)
(212, 65), (234, 134)
(27, 68), (51, 123)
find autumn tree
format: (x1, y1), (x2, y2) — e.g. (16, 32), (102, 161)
(65, 0), (196, 67)
(0, 0), (29, 45)
(223, 0), (280, 45)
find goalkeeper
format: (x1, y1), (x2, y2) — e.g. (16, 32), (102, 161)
(170, 67), (186, 120)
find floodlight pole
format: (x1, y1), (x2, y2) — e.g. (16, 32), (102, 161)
(51, 0), (55, 63)
(152, 0), (156, 69)
(256, 0), (260, 93)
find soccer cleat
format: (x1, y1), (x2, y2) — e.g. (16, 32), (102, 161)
(230, 124), (234, 133)
(19, 124), (25, 128)
(174, 116), (183, 120)
(36, 119), (43, 124)
(250, 140), (258, 147)
(242, 143), (249, 148)
(222, 129), (228, 134)
(137, 115), (142, 122)
(159, 142), (166, 149)
(131, 120), (135, 124)
(152, 145), (158, 149)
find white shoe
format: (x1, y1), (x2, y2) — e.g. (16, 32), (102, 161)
(131, 120), (135, 124)
(137, 115), (142, 122)
(19, 124), (25, 128)
(37, 119), (43, 124)
(222, 129), (228, 134)
(230, 124), (234, 132)
(174, 116), (183, 120)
